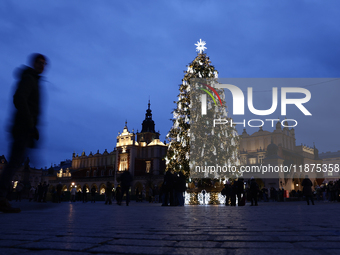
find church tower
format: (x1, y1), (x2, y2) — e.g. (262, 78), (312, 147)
(136, 100), (160, 144)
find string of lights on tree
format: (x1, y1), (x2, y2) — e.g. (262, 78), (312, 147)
(165, 39), (240, 185)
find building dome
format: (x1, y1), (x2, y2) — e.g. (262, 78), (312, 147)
(266, 141), (278, 156)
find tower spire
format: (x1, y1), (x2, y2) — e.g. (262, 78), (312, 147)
(141, 100), (155, 133)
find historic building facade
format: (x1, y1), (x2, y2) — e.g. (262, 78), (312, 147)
(52, 102), (167, 195)
(239, 121), (322, 192)
(319, 150), (340, 181)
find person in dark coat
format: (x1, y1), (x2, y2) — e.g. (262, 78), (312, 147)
(162, 170), (175, 206)
(116, 186), (122, 205)
(236, 178), (244, 206)
(135, 188), (140, 202)
(56, 182), (63, 203)
(120, 170), (133, 206)
(262, 186), (268, 202)
(42, 181), (49, 203)
(37, 182), (44, 202)
(249, 178), (259, 206)
(222, 182), (232, 206)
(175, 171), (186, 206)
(301, 175), (314, 205)
(82, 185), (88, 203)
(230, 181), (238, 206)
(15, 181), (24, 202)
(105, 182), (113, 205)
(0, 53), (47, 213)
(91, 186), (96, 203)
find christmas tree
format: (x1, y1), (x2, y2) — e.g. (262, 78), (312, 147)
(166, 39), (240, 180)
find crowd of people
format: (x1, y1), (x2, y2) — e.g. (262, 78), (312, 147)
(5, 174), (340, 207)
(231, 177), (340, 206)
(6, 181), (51, 203)
(160, 170), (187, 206)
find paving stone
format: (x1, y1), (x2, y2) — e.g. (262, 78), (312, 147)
(46, 236), (112, 244)
(277, 236), (319, 241)
(234, 248), (324, 255)
(295, 241), (340, 249)
(0, 240), (30, 247)
(173, 240), (221, 248)
(0, 200), (339, 254)
(106, 239), (177, 247)
(220, 241), (296, 249)
(16, 241), (96, 251)
(0, 248), (27, 255)
(87, 244), (175, 254)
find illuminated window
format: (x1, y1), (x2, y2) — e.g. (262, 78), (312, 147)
(249, 158), (256, 165)
(258, 155), (264, 164)
(119, 155), (128, 171)
(146, 161), (151, 173)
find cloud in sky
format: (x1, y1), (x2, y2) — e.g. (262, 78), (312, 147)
(0, 0), (339, 168)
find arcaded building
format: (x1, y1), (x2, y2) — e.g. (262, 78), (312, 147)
(239, 121), (322, 191)
(52, 102), (167, 195)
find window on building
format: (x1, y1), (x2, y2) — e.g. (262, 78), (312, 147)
(119, 155), (128, 171)
(258, 155), (264, 164)
(146, 161), (151, 173)
(249, 158), (256, 165)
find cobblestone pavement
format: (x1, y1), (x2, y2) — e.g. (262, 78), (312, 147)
(0, 200), (340, 255)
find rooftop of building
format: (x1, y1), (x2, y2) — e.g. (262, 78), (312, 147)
(319, 150), (340, 159)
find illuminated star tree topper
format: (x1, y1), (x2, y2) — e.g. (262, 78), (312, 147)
(195, 39), (207, 54)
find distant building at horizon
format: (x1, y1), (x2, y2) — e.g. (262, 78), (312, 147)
(319, 150), (340, 181)
(239, 120), (323, 192)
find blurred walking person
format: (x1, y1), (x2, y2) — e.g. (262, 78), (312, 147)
(0, 54), (47, 213)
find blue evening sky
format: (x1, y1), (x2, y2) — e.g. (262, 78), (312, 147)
(1, 1), (339, 168)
